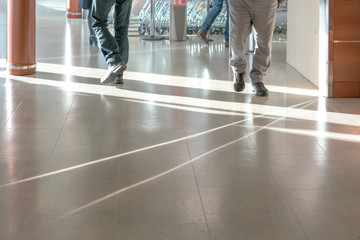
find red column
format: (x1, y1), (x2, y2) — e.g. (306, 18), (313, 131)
(7, 0), (36, 75)
(67, 0), (82, 19)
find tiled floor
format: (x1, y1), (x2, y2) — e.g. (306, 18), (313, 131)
(1, 2), (360, 240)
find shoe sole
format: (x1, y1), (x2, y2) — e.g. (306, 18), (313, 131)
(101, 64), (126, 84)
(252, 87), (269, 97)
(114, 78), (124, 84)
(255, 92), (268, 97)
(196, 32), (209, 45)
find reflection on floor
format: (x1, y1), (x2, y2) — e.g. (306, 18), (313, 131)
(1, 3), (360, 240)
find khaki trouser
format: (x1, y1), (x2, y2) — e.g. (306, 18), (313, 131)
(228, 0), (277, 83)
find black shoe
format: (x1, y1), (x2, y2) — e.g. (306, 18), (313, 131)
(252, 82), (269, 96)
(233, 72), (245, 92)
(114, 75), (124, 84)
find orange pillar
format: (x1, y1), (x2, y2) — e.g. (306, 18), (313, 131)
(7, 0), (36, 75)
(67, 0), (82, 19)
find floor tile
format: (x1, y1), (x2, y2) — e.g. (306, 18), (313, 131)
(0, 155), (49, 185)
(283, 189), (360, 240)
(0, 128), (61, 157)
(266, 153), (360, 190)
(115, 189), (207, 224)
(113, 222), (210, 240)
(25, 170), (118, 215)
(207, 212), (308, 240)
(200, 187), (291, 215)
(15, 214), (115, 240)
(249, 128), (327, 154)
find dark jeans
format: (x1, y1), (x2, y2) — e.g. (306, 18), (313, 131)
(91, 0), (132, 67)
(87, 7), (96, 39)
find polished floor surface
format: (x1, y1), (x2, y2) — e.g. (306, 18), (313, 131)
(1, 2), (360, 240)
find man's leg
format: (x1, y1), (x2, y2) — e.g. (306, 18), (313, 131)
(228, 0), (252, 92)
(113, 0), (132, 84)
(249, 0), (277, 84)
(87, 4), (97, 45)
(248, 0), (277, 96)
(91, 0), (126, 83)
(114, 0), (132, 65)
(92, 0), (123, 66)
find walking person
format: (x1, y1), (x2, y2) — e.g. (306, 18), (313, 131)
(91, 0), (132, 84)
(197, 0), (229, 47)
(79, 0), (97, 46)
(228, 0), (278, 96)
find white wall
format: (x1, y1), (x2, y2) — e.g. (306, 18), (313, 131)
(287, 0), (325, 89)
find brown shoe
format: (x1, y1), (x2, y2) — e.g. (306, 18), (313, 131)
(197, 29), (209, 44)
(233, 72), (245, 92)
(225, 41), (229, 48)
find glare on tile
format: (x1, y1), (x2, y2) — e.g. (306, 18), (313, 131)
(64, 23), (73, 82)
(266, 126), (360, 143)
(8, 73), (357, 129)
(35, 62), (320, 96)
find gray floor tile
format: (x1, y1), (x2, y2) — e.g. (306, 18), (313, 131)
(207, 213), (308, 240)
(25, 170), (118, 215)
(0, 155), (49, 185)
(194, 167), (277, 189)
(192, 148), (266, 173)
(186, 126), (256, 158)
(249, 129), (327, 154)
(116, 152), (197, 191)
(0, 188), (27, 240)
(283, 189), (360, 240)
(113, 222), (210, 240)
(15, 214), (115, 240)
(267, 153), (360, 190)
(200, 187), (291, 215)
(0, 128), (61, 157)
(115, 189), (207, 224)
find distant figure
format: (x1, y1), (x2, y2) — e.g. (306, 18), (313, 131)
(91, 0), (132, 84)
(79, 0), (97, 46)
(197, 0), (229, 47)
